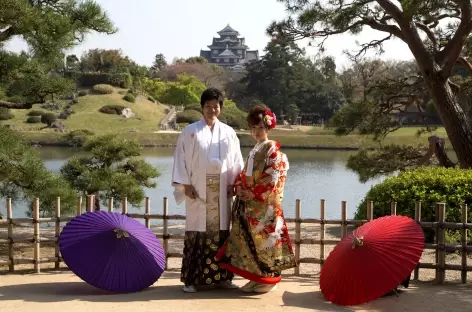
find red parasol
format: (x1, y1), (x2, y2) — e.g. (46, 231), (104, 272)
(320, 215), (424, 306)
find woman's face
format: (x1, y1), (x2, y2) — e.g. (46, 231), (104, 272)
(250, 121), (269, 142)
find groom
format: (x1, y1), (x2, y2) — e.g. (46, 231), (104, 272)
(171, 87), (244, 293)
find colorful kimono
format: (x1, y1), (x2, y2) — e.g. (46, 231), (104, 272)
(216, 140), (296, 283)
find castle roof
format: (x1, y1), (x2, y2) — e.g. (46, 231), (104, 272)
(218, 48), (237, 57)
(217, 24), (239, 35)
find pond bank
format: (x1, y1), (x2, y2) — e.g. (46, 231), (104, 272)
(19, 130), (438, 151)
(32, 141), (361, 150)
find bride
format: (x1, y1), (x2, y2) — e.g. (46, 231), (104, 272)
(216, 104), (297, 293)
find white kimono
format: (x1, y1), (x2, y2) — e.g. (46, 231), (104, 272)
(172, 118), (244, 232)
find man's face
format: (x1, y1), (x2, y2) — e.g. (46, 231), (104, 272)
(202, 99), (221, 120)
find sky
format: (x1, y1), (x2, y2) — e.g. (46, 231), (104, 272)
(5, 0), (416, 70)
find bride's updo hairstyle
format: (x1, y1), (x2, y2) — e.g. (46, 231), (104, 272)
(246, 104), (277, 129)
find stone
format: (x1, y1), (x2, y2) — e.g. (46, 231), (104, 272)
(120, 108), (135, 118)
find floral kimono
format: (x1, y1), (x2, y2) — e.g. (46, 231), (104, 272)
(216, 140), (296, 283)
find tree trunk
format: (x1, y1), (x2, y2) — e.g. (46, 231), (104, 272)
(427, 77), (472, 168)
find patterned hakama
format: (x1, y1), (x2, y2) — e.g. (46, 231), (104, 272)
(180, 174), (233, 286)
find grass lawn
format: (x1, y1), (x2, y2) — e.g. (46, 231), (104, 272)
(2, 88), (168, 134)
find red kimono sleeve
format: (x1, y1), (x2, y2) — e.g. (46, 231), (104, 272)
(248, 141), (284, 202)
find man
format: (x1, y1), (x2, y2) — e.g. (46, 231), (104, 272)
(172, 87), (244, 293)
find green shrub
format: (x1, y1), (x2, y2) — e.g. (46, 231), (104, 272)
(0, 113), (14, 120)
(354, 167), (472, 243)
(78, 90), (88, 96)
(185, 103), (202, 113)
(176, 109), (202, 124)
(123, 93), (136, 103)
(99, 105), (126, 115)
(0, 107), (14, 120)
(92, 84), (114, 94)
(63, 129), (94, 146)
(41, 113), (57, 126)
(26, 116), (41, 123)
(27, 110), (44, 116)
(147, 96), (155, 102)
(66, 71), (131, 88)
(221, 112), (246, 129)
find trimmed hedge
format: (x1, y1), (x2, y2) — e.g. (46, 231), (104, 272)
(41, 113), (57, 126)
(26, 116), (41, 123)
(354, 167), (472, 243)
(99, 105), (126, 115)
(27, 110), (44, 117)
(176, 109), (202, 124)
(65, 71), (132, 88)
(183, 103), (247, 129)
(92, 84), (114, 94)
(63, 129), (95, 146)
(123, 93), (136, 103)
(0, 107), (13, 120)
(0, 113), (14, 120)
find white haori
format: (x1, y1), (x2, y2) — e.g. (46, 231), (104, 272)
(172, 118), (244, 232)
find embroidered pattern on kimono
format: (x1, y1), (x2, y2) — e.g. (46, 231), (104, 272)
(218, 140), (296, 279)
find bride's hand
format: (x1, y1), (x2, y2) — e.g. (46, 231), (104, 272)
(239, 189), (255, 201)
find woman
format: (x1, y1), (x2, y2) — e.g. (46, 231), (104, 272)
(215, 104), (297, 293)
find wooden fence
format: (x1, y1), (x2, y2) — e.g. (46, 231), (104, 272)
(0, 196), (471, 284)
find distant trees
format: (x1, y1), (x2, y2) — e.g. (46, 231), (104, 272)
(241, 38), (345, 122)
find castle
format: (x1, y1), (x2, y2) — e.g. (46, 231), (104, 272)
(199, 24), (259, 69)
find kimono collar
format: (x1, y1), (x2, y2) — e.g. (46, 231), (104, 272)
(200, 118), (219, 129)
(246, 140), (269, 177)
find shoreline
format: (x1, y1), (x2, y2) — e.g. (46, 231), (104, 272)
(17, 127), (451, 151)
(31, 141), (361, 150)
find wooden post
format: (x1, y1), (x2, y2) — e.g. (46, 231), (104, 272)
(55, 197), (61, 269)
(76, 196), (82, 216)
(461, 203), (468, 283)
(366, 201), (373, 221)
(294, 199), (301, 275)
(319, 199), (326, 267)
(436, 203), (446, 284)
(121, 197), (127, 215)
(7, 198), (13, 272)
(390, 201), (397, 215)
(91, 195), (95, 211)
(435, 203), (439, 275)
(33, 198), (40, 273)
(163, 197), (169, 269)
(341, 201), (347, 238)
(86, 195), (92, 212)
(107, 198), (113, 212)
(145, 197), (151, 229)
(414, 201), (422, 280)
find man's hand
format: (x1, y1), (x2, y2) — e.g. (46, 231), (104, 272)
(184, 184), (197, 199)
(227, 185), (236, 198)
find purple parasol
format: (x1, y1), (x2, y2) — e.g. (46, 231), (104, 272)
(59, 211), (166, 293)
